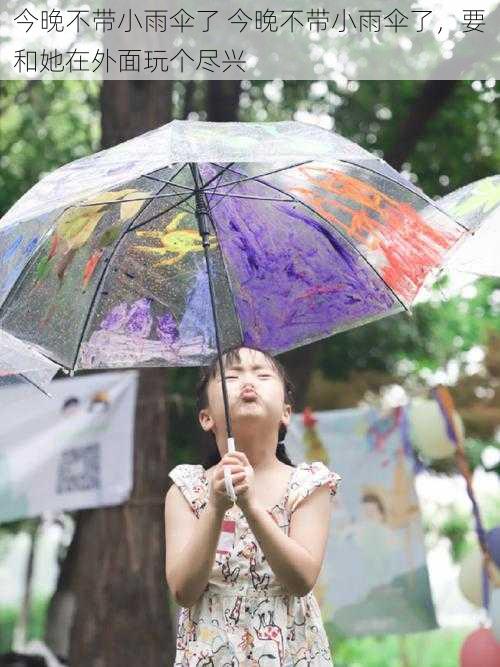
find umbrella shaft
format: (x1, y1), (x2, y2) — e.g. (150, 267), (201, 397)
(190, 163), (233, 443)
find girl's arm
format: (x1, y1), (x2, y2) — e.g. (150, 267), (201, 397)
(164, 484), (225, 608)
(243, 485), (332, 597)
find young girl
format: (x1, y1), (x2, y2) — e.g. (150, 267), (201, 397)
(165, 345), (342, 665)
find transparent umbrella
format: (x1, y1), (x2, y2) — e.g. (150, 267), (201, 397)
(0, 120), (476, 498)
(437, 176), (500, 277)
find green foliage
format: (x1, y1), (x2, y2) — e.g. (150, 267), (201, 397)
(440, 511), (471, 563)
(465, 438), (500, 474)
(0, 596), (49, 653)
(240, 80), (499, 197)
(167, 366), (205, 467)
(0, 81), (100, 218)
(328, 627), (469, 667)
(482, 493), (500, 531)
(0, 517), (39, 540)
(316, 276), (500, 381)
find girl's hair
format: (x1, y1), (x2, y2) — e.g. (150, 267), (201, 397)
(195, 346), (296, 469)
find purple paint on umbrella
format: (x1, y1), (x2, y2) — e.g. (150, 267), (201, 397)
(276, 204), (357, 270)
(101, 302), (129, 332)
(126, 298), (153, 337)
(207, 176), (398, 352)
(156, 311), (179, 345)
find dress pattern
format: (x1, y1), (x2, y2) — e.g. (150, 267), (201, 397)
(168, 460), (342, 666)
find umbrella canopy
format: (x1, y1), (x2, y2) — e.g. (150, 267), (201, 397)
(0, 120), (467, 374)
(0, 329), (59, 394)
(437, 176), (500, 277)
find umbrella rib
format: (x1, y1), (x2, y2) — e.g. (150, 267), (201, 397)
(72, 177), (193, 370)
(203, 165), (237, 209)
(73, 162), (239, 368)
(197, 192), (295, 203)
(18, 372), (52, 397)
(128, 163), (238, 233)
(208, 158), (468, 232)
(142, 161), (313, 196)
(75, 191), (191, 207)
(334, 158), (470, 232)
(203, 160), (314, 190)
(141, 162), (238, 195)
(140, 180), (194, 193)
(214, 163), (412, 314)
(126, 198), (195, 232)
(190, 164), (296, 218)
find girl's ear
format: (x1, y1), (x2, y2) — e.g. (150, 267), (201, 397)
(281, 402), (292, 427)
(199, 408), (215, 433)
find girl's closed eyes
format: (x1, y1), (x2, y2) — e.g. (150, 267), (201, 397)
(224, 374), (272, 380)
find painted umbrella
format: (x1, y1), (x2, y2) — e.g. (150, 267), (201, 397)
(0, 120), (471, 497)
(437, 175), (500, 277)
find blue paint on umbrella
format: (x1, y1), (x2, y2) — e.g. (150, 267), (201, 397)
(178, 265), (216, 348)
(23, 237), (39, 255)
(1, 236), (23, 262)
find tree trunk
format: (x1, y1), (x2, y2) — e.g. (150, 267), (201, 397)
(384, 80), (457, 171)
(45, 81), (176, 665)
(182, 81), (196, 120)
(68, 369), (175, 666)
(206, 81), (241, 121)
(384, 3), (500, 172)
(100, 81), (173, 145)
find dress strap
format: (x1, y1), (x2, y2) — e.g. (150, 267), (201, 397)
(168, 464), (209, 519)
(286, 461), (342, 514)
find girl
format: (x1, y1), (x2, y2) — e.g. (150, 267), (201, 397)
(165, 345), (342, 665)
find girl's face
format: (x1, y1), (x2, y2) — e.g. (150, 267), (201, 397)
(199, 347), (291, 441)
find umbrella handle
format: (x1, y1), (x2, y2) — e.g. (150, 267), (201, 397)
(223, 437), (237, 502)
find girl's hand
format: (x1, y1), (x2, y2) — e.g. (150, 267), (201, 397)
(220, 451), (256, 513)
(208, 456), (248, 515)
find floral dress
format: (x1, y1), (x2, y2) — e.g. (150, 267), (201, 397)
(167, 460), (342, 666)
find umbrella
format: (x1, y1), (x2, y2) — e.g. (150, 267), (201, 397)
(436, 176), (500, 277)
(0, 329), (59, 395)
(0, 120), (473, 499)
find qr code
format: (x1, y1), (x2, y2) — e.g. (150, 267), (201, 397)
(56, 443), (101, 494)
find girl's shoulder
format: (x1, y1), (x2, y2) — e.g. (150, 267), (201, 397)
(168, 464), (208, 518)
(287, 460), (342, 514)
(168, 462), (205, 483)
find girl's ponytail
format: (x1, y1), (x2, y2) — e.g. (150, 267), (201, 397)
(276, 441), (294, 466)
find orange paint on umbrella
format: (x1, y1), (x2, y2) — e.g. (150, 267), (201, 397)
(47, 234), (59, 259)
(83, 249), (103, 288)
(290, 166), (463, 301)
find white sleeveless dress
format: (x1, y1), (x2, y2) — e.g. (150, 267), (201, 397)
(168, 460), (342, 666)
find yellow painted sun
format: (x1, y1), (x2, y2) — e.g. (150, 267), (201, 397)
(133, 212), (217, 267)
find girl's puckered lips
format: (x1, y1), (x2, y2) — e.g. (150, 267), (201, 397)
(240, 388), (259, 400)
